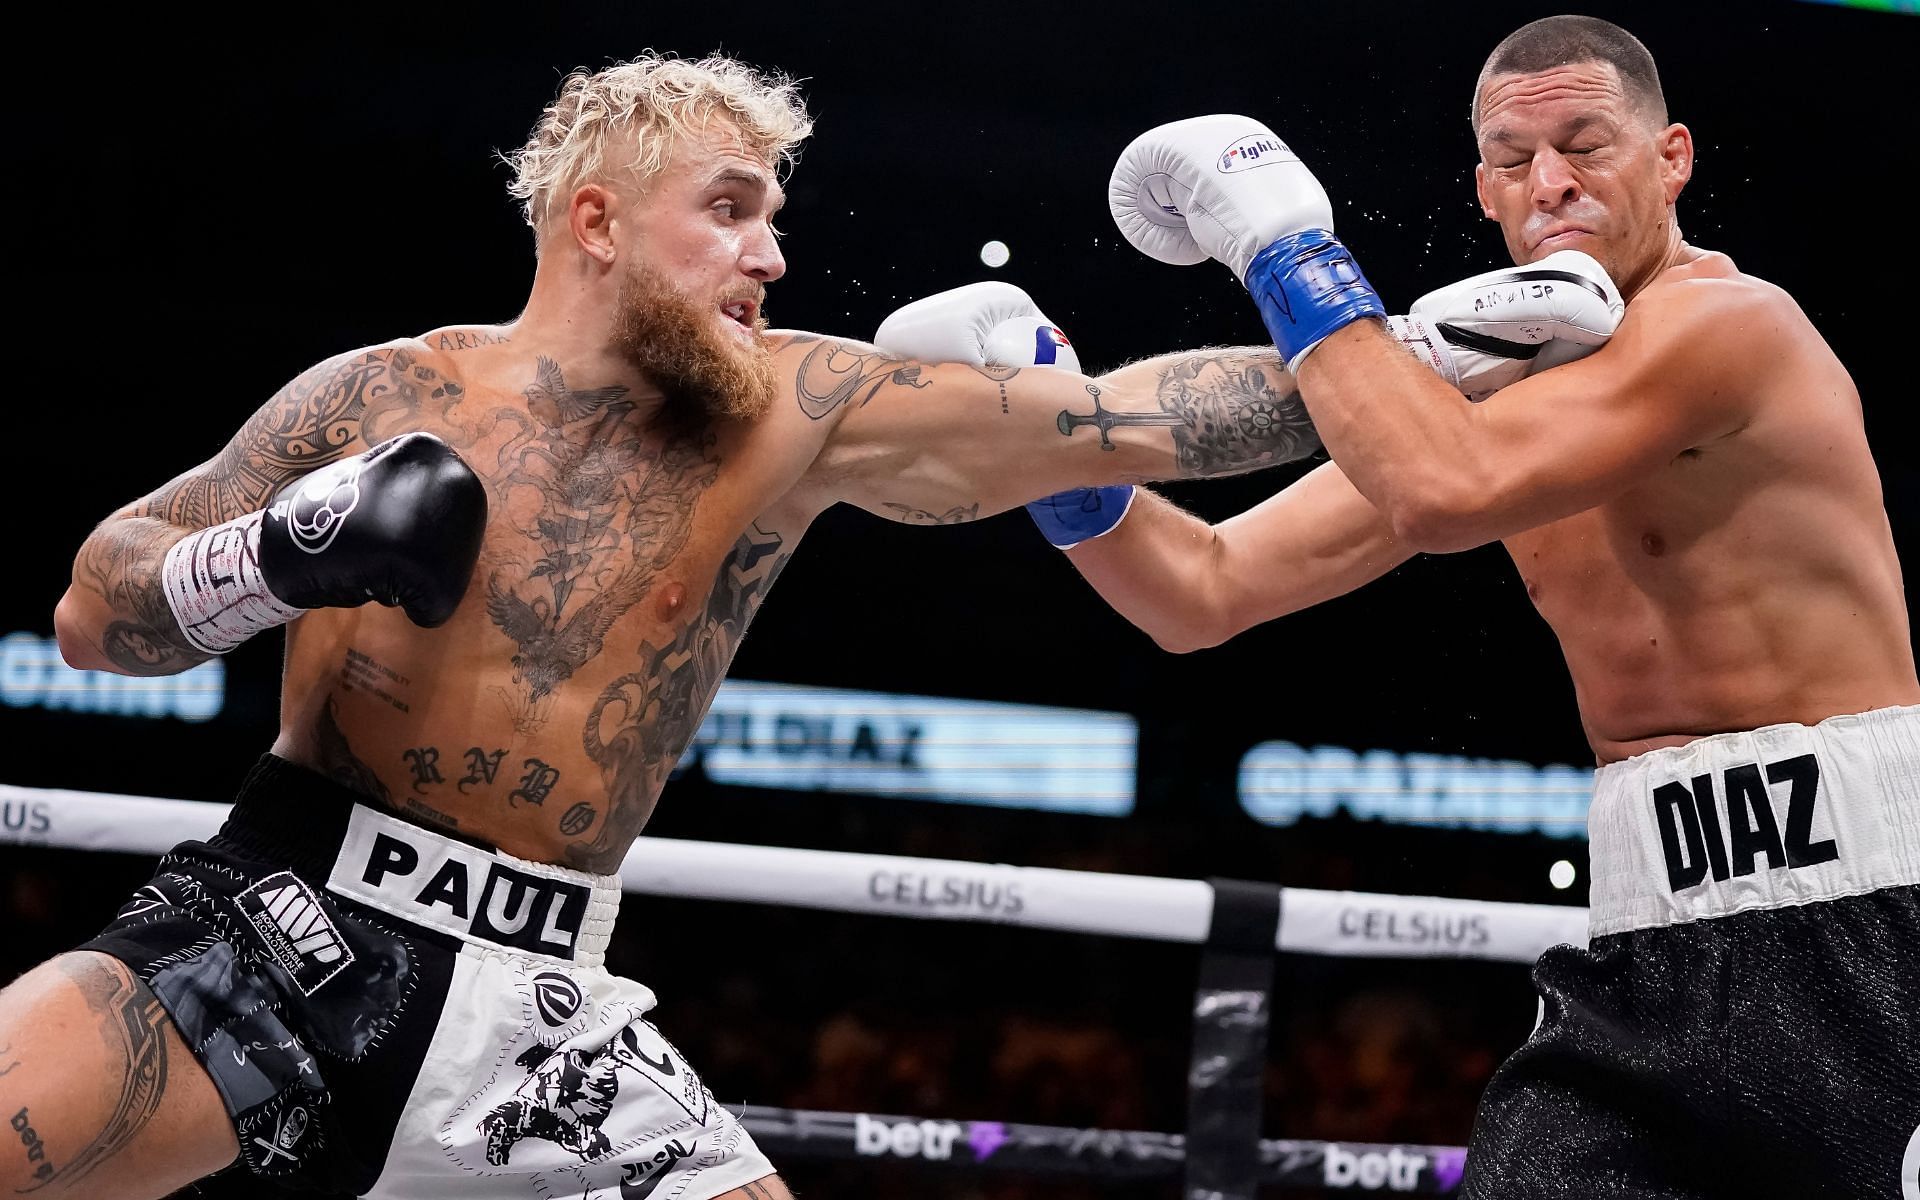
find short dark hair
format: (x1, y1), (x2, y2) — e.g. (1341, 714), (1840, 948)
(1472, 15), (1667, 132)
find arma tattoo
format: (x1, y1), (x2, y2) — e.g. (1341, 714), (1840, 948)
(15, 958), (170, 1193)
(483, 358), (722, 733)
(566, 523), (791, 872)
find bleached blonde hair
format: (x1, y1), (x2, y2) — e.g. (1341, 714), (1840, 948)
(504, 52), (812, 235)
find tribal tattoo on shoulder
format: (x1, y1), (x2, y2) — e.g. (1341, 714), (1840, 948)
(483, 358), (721, 733)
(136, 347), (463, 527)
(1062, 350), (1320, 476)
(74, 348), (467, 673)
(565, 522), (792, 872)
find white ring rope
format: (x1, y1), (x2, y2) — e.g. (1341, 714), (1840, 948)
(0, 783), (1589, 962)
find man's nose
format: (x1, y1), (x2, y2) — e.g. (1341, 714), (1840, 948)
(1529, 147), (1582, 209)
(740, 222), (786, 283)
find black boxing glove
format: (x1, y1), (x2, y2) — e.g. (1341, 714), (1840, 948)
(162, 432), (488, 653)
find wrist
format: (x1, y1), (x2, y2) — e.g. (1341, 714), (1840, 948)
(1245, 229), (1387, 372)
(161, 510), (308, 654)
(1026, 485), (1137, 550)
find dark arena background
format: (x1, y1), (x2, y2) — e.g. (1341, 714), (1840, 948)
(6, 2), (1916, 1197)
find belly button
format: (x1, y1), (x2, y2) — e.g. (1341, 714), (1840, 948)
(656, 581), (687, 620)
(1641, 532), (1666, 557)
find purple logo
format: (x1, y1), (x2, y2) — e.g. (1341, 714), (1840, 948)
(1431, 1148), (1468, 1190)
(966, 1122), (1008, 1160)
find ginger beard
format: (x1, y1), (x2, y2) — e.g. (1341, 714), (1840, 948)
(612, 260), (776, 422)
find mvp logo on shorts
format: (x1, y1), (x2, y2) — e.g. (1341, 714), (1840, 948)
(236, 873), (354, 995)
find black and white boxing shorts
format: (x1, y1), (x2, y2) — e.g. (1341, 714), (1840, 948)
(81, 754), (773, 1198)
(1462, 704), (1920, 1199)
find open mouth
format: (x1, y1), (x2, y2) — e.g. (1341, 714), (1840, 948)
(719, 299), (757, 330)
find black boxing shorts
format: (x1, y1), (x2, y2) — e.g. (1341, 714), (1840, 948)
(1461, 705), (1920, 1199)
(80, 754), (772, 1198)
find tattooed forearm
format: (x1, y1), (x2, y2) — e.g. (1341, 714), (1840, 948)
(17, 958), (171, 1193)
(1149, 350), (1320, 476)
(72, 520), (208, 675)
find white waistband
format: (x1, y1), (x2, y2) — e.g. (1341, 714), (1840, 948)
(1587, 704), (1920, 937)
(324, 804), (621, 966)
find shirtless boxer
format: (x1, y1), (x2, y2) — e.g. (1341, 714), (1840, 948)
(1034, 14), (1918, 1198)
(0, 53), (1334, 1200)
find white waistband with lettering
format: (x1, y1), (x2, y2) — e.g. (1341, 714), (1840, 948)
(1587, 704), (1920, 937)
(325, 804), (622, 966)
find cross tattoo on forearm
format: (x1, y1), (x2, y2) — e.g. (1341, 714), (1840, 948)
(1056, 383), (1186, 450)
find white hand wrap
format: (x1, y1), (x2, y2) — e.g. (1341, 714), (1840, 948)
(161, 511), (307, 654)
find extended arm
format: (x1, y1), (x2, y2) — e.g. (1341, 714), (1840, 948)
(1064, 462), (1408, 652)
(788, 330), (1316, 523)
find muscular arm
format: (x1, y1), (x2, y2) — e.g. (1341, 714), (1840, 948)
(1065, 462), (1410, 653)
(788, 333), (1318, 522)
(54, 344), (439, 675)
(1295, 274), (1774, 551)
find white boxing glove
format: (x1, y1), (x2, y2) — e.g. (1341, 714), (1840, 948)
(1403, 249), (1625, 400)
(1108, 114), (1387, 371)
(873, 281), (1081, 373)
(873, 283), (1134, 550)
(1108, 114), (1330, 282)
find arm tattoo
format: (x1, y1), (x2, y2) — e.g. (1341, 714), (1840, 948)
(73, 521), (207, 675)
(72, 348), (460, 674)
(1151, 351), (1321, 476)
(879, 501), (980, 525)
(18, 957), (171, 1193)
(135, 348), (440, 527)
(787, 336), (930, 421)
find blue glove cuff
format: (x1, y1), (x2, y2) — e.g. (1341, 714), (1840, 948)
(1245, 229), (1387, 369)
(1026, 485), (1136, 549)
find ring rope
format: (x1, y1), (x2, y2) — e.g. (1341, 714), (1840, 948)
(735, 1104), (1467, 1193)
(0, 782), (1589, 961)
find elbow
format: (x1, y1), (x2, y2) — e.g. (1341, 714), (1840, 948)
(53, 590), (114, 673)
(1149, 625), (1224, 655)
(1382, 483), (1498, 555)
(1143, 596), (1242, 655)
